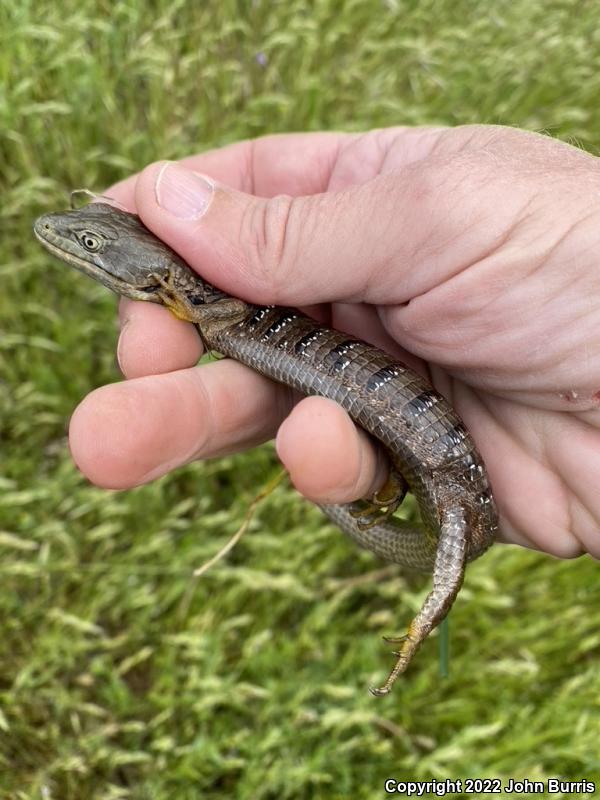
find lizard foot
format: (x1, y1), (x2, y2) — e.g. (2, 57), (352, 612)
(349, 469), (407, 530)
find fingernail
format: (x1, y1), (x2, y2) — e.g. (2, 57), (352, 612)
(117, 298), (132, 329)
(116, 329), (128, 375)
(155, 162), (214, 220)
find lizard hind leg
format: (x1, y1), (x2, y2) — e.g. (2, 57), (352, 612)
(370, 507), (468, 696)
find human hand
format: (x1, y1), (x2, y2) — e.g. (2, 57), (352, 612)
(69, 125), (600, 559)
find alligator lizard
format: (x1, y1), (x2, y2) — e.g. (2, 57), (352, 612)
(34, 201), (498, 695)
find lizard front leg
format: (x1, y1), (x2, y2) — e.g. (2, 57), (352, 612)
(152, 272), (249, 347)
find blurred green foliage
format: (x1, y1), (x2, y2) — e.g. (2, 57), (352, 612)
(0, 0), (598, 797)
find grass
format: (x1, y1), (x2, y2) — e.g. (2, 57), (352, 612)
(1, 0), (599, 797)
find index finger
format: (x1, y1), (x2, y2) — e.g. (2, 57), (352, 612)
(107, 131), (353, 209)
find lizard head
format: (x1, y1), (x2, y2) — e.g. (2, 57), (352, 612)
(34, 202), (200, 303)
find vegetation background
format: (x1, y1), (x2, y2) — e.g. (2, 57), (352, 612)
(1, 0), (599, 797)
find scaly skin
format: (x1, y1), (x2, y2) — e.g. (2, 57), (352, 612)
(34, 202), (498, 695)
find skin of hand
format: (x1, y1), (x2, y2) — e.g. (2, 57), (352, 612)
(67, 125), (600, 560)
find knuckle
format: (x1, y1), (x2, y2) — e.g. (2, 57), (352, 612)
(241, 194), (297, 299)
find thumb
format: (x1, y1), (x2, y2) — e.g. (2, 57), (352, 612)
(133, 160), (447, 307)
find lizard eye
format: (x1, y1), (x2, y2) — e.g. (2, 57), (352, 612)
(78, 231), (102, 252)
